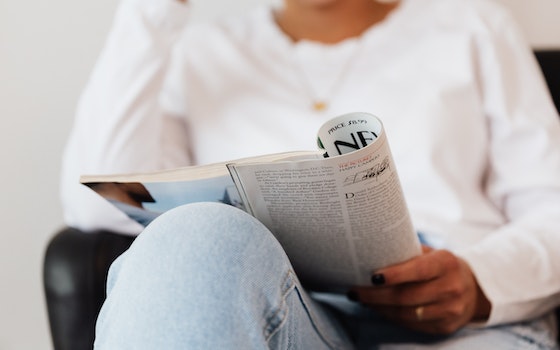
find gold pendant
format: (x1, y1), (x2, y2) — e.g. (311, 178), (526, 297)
(313, 101), (327, 111)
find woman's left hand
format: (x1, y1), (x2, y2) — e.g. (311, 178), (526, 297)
(349, 247), (491, 334)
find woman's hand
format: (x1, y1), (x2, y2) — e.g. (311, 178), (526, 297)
(349, 247), (491, 334)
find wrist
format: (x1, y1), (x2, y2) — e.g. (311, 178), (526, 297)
(459, 256), (491, 323)
(472, 283), (491, 322)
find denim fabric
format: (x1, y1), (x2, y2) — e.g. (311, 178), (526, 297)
(94, 202), (558, 350)
(313, 293), (558, 350)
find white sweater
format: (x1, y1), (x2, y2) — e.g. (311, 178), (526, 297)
(61, 0), (560, 326)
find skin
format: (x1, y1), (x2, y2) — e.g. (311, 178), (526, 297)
(274, 0), (400, 43)
(178, 0), (398, 44)
(176, 0), (492, 334)
(351, 246), (491, 334)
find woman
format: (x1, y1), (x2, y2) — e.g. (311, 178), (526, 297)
(61, 0), (560, 348)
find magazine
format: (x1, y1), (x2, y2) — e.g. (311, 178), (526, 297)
(81, 112), (422, 292)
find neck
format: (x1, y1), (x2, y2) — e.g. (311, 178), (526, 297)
(275, 0), (400, 44)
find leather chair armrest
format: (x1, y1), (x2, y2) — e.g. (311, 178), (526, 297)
(535, 50), (560, 114)
(43, 227), (135, 350)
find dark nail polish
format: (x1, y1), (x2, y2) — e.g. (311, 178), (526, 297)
(347, 290), (359, 302)
(371, 274), (385, 286)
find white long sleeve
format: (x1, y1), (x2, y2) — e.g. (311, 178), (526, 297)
(61, 0), (191, 234)
(453, 2), (560, 325)
(60, 0), (560, 326)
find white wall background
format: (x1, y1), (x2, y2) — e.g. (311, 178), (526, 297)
(0, 0), (558, 348)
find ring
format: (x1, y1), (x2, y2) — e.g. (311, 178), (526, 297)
(415, 306), (424, 321)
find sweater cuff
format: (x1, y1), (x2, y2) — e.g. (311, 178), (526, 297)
(457, 244), (522, 326)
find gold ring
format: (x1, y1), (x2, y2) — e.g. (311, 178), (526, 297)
(415, 306), (424, 321)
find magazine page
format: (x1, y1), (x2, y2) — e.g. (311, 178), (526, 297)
(228, 112), (421, 292)
(81, 151), (321, 226)
(80, 150), (320, 184)
(83, 175), (244, 226)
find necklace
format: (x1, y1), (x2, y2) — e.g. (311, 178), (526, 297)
(291, 39), (364, 112)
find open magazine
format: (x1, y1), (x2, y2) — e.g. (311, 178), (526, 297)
(81, 112), (422, 292)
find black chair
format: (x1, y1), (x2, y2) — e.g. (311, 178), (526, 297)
(535, 50), (560, 112)
(43, 50), (560, 350)
(43, 228), (135, 350)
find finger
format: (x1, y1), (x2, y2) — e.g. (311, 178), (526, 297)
(395, 318), (464, 335)
(353, 280), (443, 306)
(373, 304), (441, 324)
(373, 297), (468, 323)
(373, 302), (468, 335)
(421, 245), (434, 254)
(373, 250), (457, 286)
(400, 312), (467, 335)
(356, 269), (465, 307)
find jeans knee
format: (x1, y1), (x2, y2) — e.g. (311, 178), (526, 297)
(138, 202), (285, 270)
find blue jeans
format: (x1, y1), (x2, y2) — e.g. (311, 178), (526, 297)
(95, 202), (558, 349)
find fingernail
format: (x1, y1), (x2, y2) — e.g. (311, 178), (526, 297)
(347, 290), (360, 302)
(371, 274), (385, 286)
